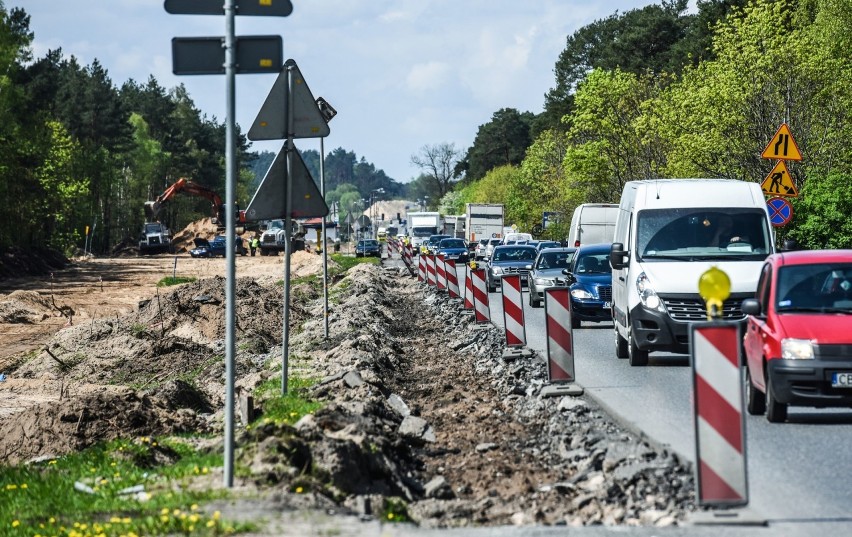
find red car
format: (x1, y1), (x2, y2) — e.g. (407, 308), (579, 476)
(742, 250), (852, 422)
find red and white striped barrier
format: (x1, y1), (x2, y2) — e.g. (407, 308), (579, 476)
(500, 275), (526, 347)
(418, 253), (426, 282)
(426, 254), (437, 287)
(445, 259), (460, 299)
(470, 268), (490, 323)
(463, 265), (475, 311)
(404, 244), (413, 268)
(436, 255), (447, 291)
(544, 287), (578, 384)
(691, 323), (748, 506)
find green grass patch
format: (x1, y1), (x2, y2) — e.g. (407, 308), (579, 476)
(0, 437), (254, 536)
(252, 374), (322, 426)
(329, 254), (379, 274)
(157, 276), (196, 287)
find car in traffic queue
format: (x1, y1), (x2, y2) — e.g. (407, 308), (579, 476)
(436, 237), (470, 263)
(483, 238), (502, 260)
(474, 238), (490, 259)
(567, 243), (613, 328)
(486, 244), (537, 292)
(527, 247), (577, 307)
(423, 234), (452, 255)
(741, 249), (852, 423)
(190, 235), (247, 257)
(355, 239), (381, 257)
(535, 240), (562, 253)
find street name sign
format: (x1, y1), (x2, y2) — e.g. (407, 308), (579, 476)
(165, 0), (293, 16)
(172, 36), (282, 75)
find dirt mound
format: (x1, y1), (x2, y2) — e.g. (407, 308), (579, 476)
(0, 247), (69, 280)
(172, 218), (221, 253)
(0, 290), (55, 323)
(0, 386), (207, 464)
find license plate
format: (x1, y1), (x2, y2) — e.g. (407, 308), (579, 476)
(603, 302), (611, 309)
(832, 372), (852, 388)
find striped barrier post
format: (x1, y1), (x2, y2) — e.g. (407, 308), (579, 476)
(417, 253), (426, 282)
(541, 287), (583, 397)
(446, 259), (460, 299)
(426, 254), (437, 287)
(404, 244), (413, 267)
(691, 323), (748, 507)
(436, 255), (447, 291)
(462, 265), (475, 312)
(500, 275), (526, 347)
(470, 268), (490, 323)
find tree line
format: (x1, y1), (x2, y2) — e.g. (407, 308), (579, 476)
(418, 0), (852, 249)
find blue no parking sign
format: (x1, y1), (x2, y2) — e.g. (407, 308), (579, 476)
(767, 196), (793, 227)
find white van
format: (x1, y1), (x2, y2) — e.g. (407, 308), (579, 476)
(609, 179), (774, 366)
(568, 203), (619, 247)
(502, 232), (533, 244)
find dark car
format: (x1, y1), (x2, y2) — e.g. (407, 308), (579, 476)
(527, 247), (577, 307)
(486, 245), (537, 292)
(742, 249), (852, 423)
(355, 239), (381, 257)
(567, 243), (613, 328)
(535, 240), (561, 252)
(425, 234), (452, 254)
(436, 238), (470, 263)
(191, 236), (247, 257)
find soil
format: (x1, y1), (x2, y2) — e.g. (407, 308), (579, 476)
(0, 229), (694, 532)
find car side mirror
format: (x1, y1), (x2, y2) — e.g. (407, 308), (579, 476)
(610, 242), (628, 270)
(561, 269), (577, 285)
(741, 298), (762, 316)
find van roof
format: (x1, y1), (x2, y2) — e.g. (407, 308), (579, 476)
(625, 179), (764, 209)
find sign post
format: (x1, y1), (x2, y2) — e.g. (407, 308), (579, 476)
(166, 0), (292, 490)
(759, 123), (802, 233)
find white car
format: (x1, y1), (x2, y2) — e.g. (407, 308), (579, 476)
(483, 238), (502, 260)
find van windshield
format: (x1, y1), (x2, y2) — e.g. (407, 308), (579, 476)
(637, 208), (771, 261)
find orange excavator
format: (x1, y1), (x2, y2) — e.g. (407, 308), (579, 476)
(144, 177), (252, 233)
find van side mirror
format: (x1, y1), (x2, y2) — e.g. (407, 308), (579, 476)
(610, 242), (628, 270)
(741, 298), (762, 316)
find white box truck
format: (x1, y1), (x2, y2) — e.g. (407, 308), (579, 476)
(407, 211), (443, 251)
(567, 203), (619, 247)
(609, 179), (775, 366)
(465, 203), (504, 243)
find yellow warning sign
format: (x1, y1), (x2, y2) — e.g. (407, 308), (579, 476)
(761, 123), (802, 161)
(761, 161), (798, 197)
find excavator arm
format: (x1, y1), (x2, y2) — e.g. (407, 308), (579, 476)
(144, 177), (255, 233)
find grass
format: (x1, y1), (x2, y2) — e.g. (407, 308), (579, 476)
(329, 253), (379, 274)
(0, 437), (255, 536)
(157, 276), (196, 287)
(252, 374), (322, 426)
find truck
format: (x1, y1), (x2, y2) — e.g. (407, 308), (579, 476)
(407, 212), (443, 252)
(443, 215), (466, 238)
(259, 219), (305, 256)
(138, 221), (173, 255)
(465, 203), (504, 243)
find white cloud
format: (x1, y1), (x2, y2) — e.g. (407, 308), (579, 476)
(406, 61), (452, 94)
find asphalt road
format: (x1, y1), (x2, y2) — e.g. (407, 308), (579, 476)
(476, 271), (852, 535)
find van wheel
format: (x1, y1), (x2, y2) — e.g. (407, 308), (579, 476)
(615, 328), (628, 359)
(628, 328), (649, 366)
(765, 374), (787, 423)
(745, 366), (766, 415)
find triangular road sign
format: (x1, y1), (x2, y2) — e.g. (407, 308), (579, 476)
(760, 161), (799, 198)
(248, 59), (330, 141)
(761, 123), (802, 161)
(244, 143), (329, 220)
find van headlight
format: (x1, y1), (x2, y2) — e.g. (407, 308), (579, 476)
(636, 272), (666, 313)
(781, 338), (814, 360)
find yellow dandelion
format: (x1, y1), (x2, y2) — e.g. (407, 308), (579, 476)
(5, 484), (16, 490)
(160, 508), (169, 516)
(110, 462), (117, 467)
(90, 468), (96, 473)
(201, 467), (209, 474)
(100, 479), (108, 485)
(110, 517), (122, 524)
(206, 520), (215, 528)
(173, 509), (181, 516)
(189, 514), (199, 523)
(49, 517), (56, 524)
(11, 520), (20, 527)
(191, 504), (199, 511)
(213, 511), (221, 521)
(387, 513), (394, 520)
(152, 442), (158, 446)
(295, 487), (303, 494)
(122, 517), (131, 524)
(159, 515), (169, 523)
(20, 483), (27, 489)
(48, 460), (57, 465)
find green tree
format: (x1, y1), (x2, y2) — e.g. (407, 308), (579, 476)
(459, 108), (535, 182)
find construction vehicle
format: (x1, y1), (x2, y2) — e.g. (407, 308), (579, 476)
(259, 219), (306, 256)
(138, 221), (173, 255)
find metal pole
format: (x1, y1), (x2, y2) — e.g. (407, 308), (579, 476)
(223, 0), (236, 488)
(320, 137), (329, 339)
(282, 62), (295, 395)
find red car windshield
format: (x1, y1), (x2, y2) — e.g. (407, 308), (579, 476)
(776, 263), (852, 311)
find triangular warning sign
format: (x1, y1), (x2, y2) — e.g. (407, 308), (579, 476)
(761, 123), (802, 161)
(761, 161), (799, 198)
(248, 59), (330, 141)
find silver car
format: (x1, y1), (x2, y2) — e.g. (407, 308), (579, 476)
(527, 247), (577, 307)
(483, 238), (502, 260)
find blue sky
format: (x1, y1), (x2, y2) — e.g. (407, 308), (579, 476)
(12, 0), (684, 184)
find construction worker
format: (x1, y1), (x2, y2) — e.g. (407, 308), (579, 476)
(250, 234), (260, 256)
